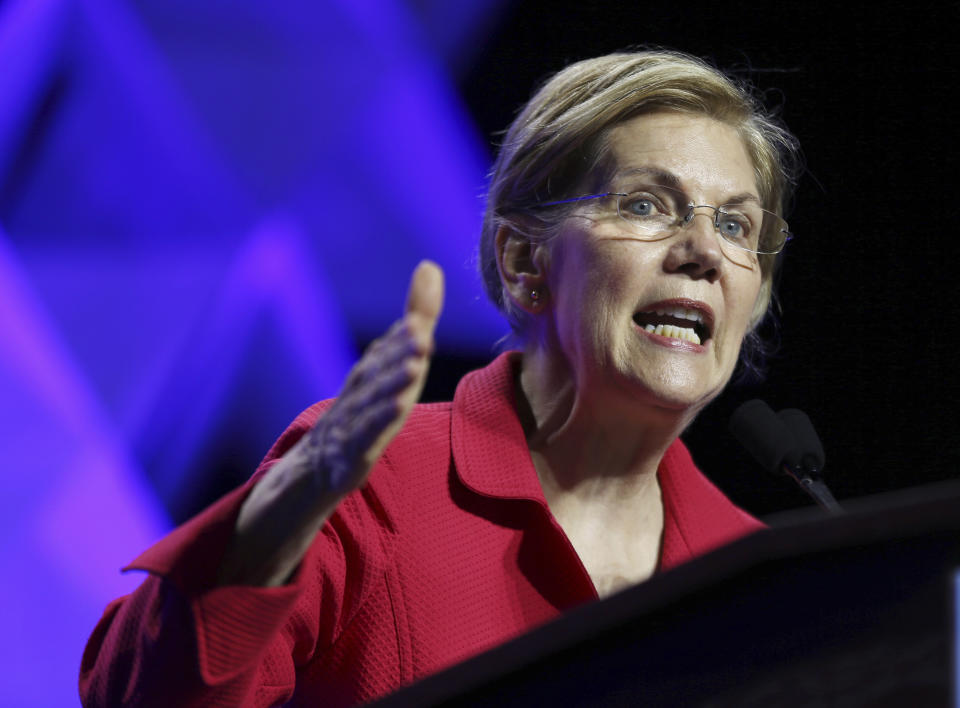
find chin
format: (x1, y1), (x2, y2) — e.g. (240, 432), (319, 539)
(651, 386), (718, 415)
(616, 364), (728, 415)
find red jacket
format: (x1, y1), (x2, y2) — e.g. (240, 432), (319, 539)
(80, 353), (763, 707)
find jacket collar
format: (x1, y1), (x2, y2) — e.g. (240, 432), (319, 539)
(451, 351), (549, 505)
(449, 351), (717, 567)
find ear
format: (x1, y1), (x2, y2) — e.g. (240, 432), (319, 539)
(494, 225), (550, 314)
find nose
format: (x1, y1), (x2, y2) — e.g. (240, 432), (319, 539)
(663, 209), (723, 282)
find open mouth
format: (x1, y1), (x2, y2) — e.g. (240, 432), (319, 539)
(633, 305), (712, 345)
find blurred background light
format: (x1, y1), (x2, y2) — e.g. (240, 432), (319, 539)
(0, 0), (505, 703)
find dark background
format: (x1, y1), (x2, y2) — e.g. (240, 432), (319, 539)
(425, 0), (960, 517)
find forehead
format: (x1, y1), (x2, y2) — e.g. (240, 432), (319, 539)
(606, 112), (758, 198)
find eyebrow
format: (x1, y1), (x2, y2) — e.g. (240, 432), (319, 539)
(613, 166), (762, 205)
(613, 167), (683, 190)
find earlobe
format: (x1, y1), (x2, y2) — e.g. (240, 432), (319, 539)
(494, 225), (549, 314)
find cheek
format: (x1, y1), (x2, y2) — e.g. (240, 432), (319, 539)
(551, 242), (632, 344)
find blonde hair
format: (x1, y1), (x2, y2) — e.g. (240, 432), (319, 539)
(478, 50), (801, 366)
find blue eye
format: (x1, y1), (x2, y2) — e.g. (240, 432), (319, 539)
(626, 199), (654, 216)
(621, 193), (666, 218)
(717, 213), (753, 244)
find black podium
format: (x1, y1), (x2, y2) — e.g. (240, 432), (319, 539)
(373, 480), (960, 707)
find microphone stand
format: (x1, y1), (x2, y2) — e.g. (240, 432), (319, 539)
(781, 461), (842, 514)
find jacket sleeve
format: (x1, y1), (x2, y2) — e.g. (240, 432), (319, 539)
(78, 400), (378, 707)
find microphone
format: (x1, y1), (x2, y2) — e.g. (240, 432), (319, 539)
(728, 399), (797, 475)
(729, 400), (842, 513)
(777, 408), (825, 475)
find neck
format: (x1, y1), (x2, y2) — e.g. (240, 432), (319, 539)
(517, 344), (696, 503)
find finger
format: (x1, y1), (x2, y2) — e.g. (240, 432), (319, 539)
(354, 261), (441, 388)
(342, 355), (422, 418)
(302, 386), (399, 482)
(361, 321), (401, 358)
(308, 262), (444, 495)
(317, 358), (424, 491)
(350, 396), (405, 466)
(405, 261), (444, 332)
(346, 322), (421, 389)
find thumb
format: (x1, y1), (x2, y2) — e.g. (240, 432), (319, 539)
(405, 260), (444, 330)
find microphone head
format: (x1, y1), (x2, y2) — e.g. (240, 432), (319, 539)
(777, 408), (826, 472)
(729, 399), (799, 475)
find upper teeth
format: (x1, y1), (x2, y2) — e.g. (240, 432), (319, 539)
(637, 306), (707, 344)
(649, 306), (704, 324)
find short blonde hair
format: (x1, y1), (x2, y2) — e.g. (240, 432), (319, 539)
(478, 50), (801, 363)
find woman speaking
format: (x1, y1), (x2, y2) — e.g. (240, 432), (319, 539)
(80, 49), (799, 707)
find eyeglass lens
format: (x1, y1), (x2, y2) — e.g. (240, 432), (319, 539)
(612, 184), (788, 255)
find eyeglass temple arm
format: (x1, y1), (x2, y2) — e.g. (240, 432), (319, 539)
(534, 192), (625, 208)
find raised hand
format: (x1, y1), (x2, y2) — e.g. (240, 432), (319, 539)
(302, 261), (445, 496)
(219, 261), (444, 586)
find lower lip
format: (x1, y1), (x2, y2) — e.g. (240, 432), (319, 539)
(633, 323), (709, 353)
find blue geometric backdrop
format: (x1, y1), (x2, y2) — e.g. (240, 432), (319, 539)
(0, 0), (507, 703)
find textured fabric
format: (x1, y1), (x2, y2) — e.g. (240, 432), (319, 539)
(79, 352), (764, 707)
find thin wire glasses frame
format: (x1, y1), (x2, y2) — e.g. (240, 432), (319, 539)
(533, 189), (793, 256)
